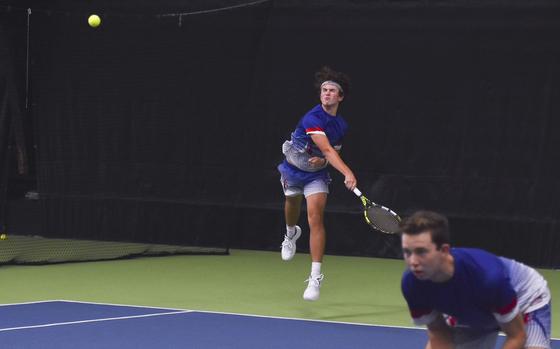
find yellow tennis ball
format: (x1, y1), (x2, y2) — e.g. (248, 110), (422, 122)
(88, 14), (101, 28)
(0, 234), (7, 240)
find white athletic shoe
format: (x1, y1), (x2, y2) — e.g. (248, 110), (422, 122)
(303, 274), (324, 301)
(281, 226), (301, 261)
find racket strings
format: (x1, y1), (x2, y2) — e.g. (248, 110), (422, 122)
(366, 206), (401, 234)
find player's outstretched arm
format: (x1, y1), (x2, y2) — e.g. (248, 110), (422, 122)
(425, 315), (454, 349)
(310, 133), (356, 190)
(499, 313), (526, 349)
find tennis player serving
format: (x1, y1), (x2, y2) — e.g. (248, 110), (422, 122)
(278, 66), (357, 301)
(400, 211), (551, 349)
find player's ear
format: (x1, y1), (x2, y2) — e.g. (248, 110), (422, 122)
(440, 244), (451, 254)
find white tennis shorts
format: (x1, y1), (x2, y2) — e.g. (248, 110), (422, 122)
(450, 303), (551, 349)
(280, 177), (329, 198)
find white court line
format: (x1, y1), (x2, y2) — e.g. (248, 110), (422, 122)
(0, 300), (61, 307)
(56, 299), (184, 312)
(2, 299), (425, 331)
(57, 300), (428, 331)
(0, 310), (191, 332)
(3, 300), (560, 341)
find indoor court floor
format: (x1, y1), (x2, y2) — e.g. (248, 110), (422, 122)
(1, 249), (558, 348)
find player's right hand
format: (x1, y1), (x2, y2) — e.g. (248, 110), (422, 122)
(343, 174), (357, 191)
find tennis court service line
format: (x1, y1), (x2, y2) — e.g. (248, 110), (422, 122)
(62, 299), (425, 331)
(57, 299), (188, 312)
(0, 310), (192, 332)
(5, 300), (559, 342)
(0, 300), (60, 307)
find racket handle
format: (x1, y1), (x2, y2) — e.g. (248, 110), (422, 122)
(352, 188), (362, 197)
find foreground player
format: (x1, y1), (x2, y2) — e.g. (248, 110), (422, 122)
(400, 210), (551, 349)
(278, 66), (357, 301)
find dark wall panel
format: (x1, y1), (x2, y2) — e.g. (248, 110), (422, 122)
(26, 2), (271, 249)
(2, 1), (560, 266)
(240, 3), (560, 266)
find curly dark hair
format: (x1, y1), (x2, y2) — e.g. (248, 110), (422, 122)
(314, 66), (351, 99)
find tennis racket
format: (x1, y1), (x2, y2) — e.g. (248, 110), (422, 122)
(353, 188), (401, 234)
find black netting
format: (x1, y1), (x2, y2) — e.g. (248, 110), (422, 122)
(2, 1), (560, 266)
(0, 1), (273, 264)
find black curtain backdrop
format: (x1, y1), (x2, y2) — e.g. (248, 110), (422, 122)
(0, 9), (28, 233)
(2, 0), (560, 265)
(26, 1), (272, 247)
(242, 1), (560, 266)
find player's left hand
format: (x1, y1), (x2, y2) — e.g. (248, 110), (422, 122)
(308, 157), (327, 168)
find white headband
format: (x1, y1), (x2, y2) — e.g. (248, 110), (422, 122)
(321, 80), (343, 93)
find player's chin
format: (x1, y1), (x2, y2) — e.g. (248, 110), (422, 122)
(411, 270), (426, 279)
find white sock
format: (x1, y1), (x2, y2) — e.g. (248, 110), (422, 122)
(311, 262), (322, 277)
(286, 225), (296, 238)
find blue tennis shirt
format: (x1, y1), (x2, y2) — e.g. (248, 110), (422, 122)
(278, 104), (348, 184)
(401, 248), (550, 330)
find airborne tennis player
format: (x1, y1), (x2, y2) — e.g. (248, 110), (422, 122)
(400, 210), (551, 349)
(278, 66), (357, 301)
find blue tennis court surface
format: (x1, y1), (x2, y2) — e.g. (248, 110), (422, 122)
(0, 301), (558, 348)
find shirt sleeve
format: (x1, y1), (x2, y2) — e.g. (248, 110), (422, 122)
(485, 261), (519, 324)
(301, 113), (326, 136)
(490, 278), (519, 323)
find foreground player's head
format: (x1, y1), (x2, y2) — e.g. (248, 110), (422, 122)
(400, 211), (452, 281)
(400, 211), (450, 248)
(314, 66), (351, 107)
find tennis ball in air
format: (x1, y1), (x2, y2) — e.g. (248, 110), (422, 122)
(88, 14), (101, 28)
(0, 234), (7, 240)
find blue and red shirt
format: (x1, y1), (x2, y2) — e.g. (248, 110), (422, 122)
(278, 104), (348, 184)
(401, 248), (550, 330)
(290, 104), (347, 157)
